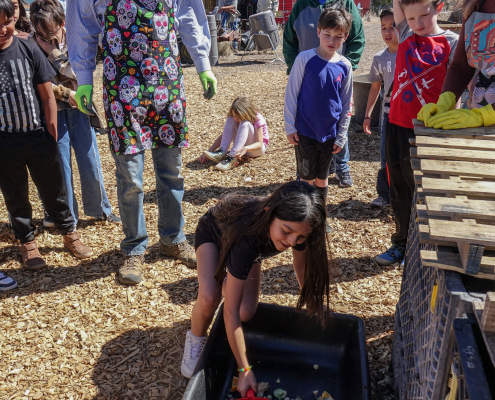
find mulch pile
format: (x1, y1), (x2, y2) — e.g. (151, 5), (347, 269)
(1, 18), (399, 400)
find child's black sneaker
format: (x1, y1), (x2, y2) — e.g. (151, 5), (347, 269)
(374, 244), (405, 266)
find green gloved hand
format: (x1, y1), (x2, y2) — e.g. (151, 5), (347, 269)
(417, 91), (456, 126)
(427, 104), (495, 130)
(199, 70), (217, 100)
(75, 84), (95, 115)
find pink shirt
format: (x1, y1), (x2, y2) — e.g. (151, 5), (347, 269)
(254, 113), (269, 146)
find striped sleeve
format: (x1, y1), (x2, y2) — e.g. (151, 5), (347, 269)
(66, 0), (107, 86)
(175, 0), (211, 73)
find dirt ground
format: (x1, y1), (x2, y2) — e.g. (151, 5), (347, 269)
(0, 18), (400, 400)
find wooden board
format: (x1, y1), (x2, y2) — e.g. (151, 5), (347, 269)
(428, 219), (495, 246)
(413, 136), (495, 151)
(473, 302), (495, 366)
(420, 250), (495, 279)
(413, 119), (495, 138)
(411, 146), (495, 163)
(420, 177), (495, 198)
(416, 159), (495, 180)
(425, 197), (495, 220)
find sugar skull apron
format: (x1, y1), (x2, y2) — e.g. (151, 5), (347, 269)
(465, 0), (495, 109)
(102, 0), (187, 155)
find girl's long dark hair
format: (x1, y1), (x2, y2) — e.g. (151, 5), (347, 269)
(15, 0), (32, 33)
(212, 181), (330, 324)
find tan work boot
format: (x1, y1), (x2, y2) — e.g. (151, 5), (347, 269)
(119, 255), (144, 285)
(19, 240), (46, 270)
(63, 232), (93, 258)
(159, 240), (197, 268)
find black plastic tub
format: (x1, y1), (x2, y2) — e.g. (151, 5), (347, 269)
(183, 303), (370, 400)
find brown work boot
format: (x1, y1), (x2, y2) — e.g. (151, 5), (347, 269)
(63, 231), (93, 258)
(159, 240), (197, 268)
(119, 255), (144, 285)
(19, 240), (46, 270)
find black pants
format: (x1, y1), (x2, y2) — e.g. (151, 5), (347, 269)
(385, 122), (415, 247)
(0, 128), (74, 243)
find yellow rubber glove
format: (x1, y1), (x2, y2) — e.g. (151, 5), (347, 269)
(417, 91), (456, 126)
(199, 70), (217, 100)
(427, 104), (495, 130)
(75, 84), (95, 116)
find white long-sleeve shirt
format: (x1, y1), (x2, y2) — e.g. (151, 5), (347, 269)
(66, 0), (211, 86)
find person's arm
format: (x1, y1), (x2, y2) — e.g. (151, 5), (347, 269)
(37, 81), (58, 140)
(272, 0), (279, 13)
(292, 247), (306, 288)
(282, 5), (301, 75)
(223, 273), (257, 397)
(363, 81), (381, 134)
(284, 52), (307, 144)
(199, 134), (223, 163)
(66, 0), (106, 87)
(343, 0), (365, 70)
(393, 0), (406, 26)
(442, 22), (475, 102)
(335, 62), (353, 151)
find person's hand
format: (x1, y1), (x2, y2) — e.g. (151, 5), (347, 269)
(235, 147), (247, 159)
(332, 144), (342, 154)
(427, 104), (495, 129)
(69, 90), (78, 108)
(363, 118), (371, 135)
(287, 132), (299, 145)
(75, 85), (96, 115)
(237, 370), (257, 398)
(417, 91), (456, 126)
(36, 35), (57, 55)
(199, 154), (208, 164)
(199, 70), (217, 100)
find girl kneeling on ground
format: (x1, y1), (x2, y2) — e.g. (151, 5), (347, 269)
(181, 181), (330, 396)
(200, 97), (269, 171)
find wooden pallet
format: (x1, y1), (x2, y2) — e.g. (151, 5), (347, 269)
(411, 120), (495, 280)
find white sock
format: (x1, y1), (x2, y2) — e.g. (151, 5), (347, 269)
(189, 331), (206, 341)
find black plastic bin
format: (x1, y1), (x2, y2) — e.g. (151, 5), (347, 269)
(183, 303), (370, 400)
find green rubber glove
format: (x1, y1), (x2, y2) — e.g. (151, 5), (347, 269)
(199, 70), (217, 100)
(427, 104), (495, 130)
(417, 91), (456, 126)
(75, 84), (95, 115)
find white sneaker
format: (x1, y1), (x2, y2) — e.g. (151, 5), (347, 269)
(181, 330), (207, 378)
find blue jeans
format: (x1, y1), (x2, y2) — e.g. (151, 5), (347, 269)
(112, 147), (186, 256)
(329, 130), (350, 175)
(221, 11), (237, 31)
(376, 112), (390, 202)
(57, 109), (112, 224)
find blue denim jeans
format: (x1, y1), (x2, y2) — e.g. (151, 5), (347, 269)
(112, 147), (186, 256)
(221, 11), (237, 30)
(329, 130), (350, 175)
(376, 112), (390, 202)
(57, 108), (112, 224)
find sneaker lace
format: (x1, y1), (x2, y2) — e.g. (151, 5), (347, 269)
(123, 256), (142, 272)
(221, 154), (234, 165)
(189, 337), (206, 359)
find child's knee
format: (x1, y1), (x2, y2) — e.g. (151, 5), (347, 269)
(200, 291), (222, 313)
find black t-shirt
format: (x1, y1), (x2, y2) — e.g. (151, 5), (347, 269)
(0, 36), (55, 133)
(196, 209), (307, 280)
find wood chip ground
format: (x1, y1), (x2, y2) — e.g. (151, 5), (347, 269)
(0, 18), (399, 400)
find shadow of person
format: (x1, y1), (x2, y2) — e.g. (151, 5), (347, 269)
(92, 326), (189, 399)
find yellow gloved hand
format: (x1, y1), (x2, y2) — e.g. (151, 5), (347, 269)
(427, 104), (495, 130)
(417, 91), (456, 125)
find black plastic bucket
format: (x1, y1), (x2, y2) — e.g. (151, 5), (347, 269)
(207, 15), (218, 66)
(183, 303), (371, 400)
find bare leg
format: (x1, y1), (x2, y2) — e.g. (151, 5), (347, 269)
(219, 117), (238, 153)
(191, 243), (223, 337)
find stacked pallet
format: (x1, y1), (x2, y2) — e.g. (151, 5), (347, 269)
(410, 119), (495, 367)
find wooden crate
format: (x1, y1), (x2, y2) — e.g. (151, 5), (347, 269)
(410, 119), (495, 280)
